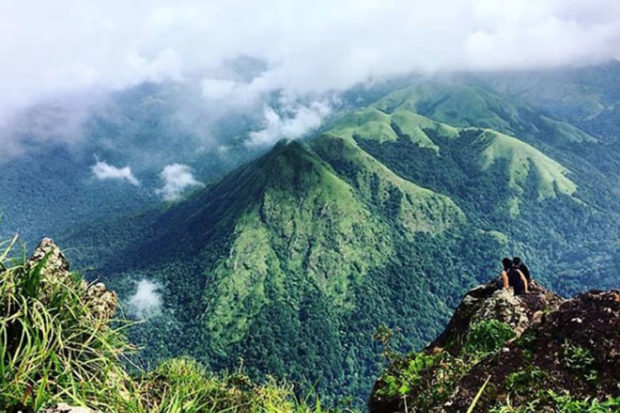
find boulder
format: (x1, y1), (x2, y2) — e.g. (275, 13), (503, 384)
(428, 280), (563, 356)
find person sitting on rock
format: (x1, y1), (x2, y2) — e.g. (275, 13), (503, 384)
(507, 258), (529, 296)
(499, 257), (512, 289)
(512, 256), (531, 282)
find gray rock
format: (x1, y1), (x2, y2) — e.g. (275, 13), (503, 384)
(40, 403), (96, 413)
(25, 238), (117, 322)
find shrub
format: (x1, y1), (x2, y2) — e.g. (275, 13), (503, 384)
(490, 390), (620, 412)
(376, 352), (437, 397)
(505, 366), (549, 395)
(547, 390), (620, 412)
(561, 341), (597, 381)
(464, 320), (516, 355)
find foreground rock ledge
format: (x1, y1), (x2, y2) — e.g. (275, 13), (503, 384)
(369, 281), (619, 412)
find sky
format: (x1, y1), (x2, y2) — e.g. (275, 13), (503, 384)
(1, 0), (620, 152)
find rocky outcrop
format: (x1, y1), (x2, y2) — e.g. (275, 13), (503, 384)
(428, 280), (562, 356)
(25, 238), (117, 323)
(443, 289), (620, 412)
(24, 238), (71, 282)
(369, 282), (619, 412)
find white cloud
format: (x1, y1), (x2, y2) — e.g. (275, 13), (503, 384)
(1, 1), (620, 152)
(91, 160), (140, 185)
(248, 100), (331, 147)
(200, 78), (260, 107)
(2, 1), (619, 112)
(127, 279), (162, 319)
(155, 163), (204, 201)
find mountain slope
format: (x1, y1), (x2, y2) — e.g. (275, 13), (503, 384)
(372, 82), (598, 147)
(325, 99), (578, 204)
(0, 82), (266, 244)
(61, 77), (619, 406)
(66, 136), (474, 403)
(473, 129), (577, 200)
(348, 83), (618, 294)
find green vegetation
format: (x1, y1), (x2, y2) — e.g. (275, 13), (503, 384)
(0, 81), (269, 245)
(490, 390), (620, 412)
(561, 341), (597, 382)
(0, 237), (341, 412)
(329, 108), (398, 143)
(372, 319), (512, 409)
(327, 105), (457, 150)
(505, 367), (550, 395)
(42, 76), (619, 407)
(371, 82), (598, 147)
(63, 136), (483, 405)
(1, 65), (618, 411)
(138, 358), (336, 413)
(545, 391), (620, 413)
(0, 235), (134, 410)
(375, 352), (437, 397)
(464, 320), (516, 355)
(475, 129), (577, 200)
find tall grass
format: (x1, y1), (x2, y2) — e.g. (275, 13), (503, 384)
(0, 236), (134, 410)
(0, 236), (346, 412)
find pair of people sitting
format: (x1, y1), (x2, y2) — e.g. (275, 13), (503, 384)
(500, 257), (530, 296)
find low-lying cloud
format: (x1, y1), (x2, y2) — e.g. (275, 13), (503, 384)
(155, 163), (204, 201)
(1, 1), (620, 153)
(247, 100), (331, 147)
(127, 279), (162, 319)
(3, 1), (620, 114)
(91, 160), (140, 186)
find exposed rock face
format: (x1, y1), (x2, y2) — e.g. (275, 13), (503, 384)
(84, 282), (117, 321)
(23, 237), (72, 300)
(428, 280), (563, 356)
(369, 282), (619, 412)
(444, 289), (620, 412)
(25, 238), (117, 323)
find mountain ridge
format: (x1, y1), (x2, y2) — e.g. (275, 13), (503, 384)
(55, 77), (619, 405)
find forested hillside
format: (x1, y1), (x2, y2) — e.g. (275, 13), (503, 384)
(59, 74), (619, 406)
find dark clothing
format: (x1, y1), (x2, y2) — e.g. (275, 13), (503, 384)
(519, 263), (531, 281)
(508, 268), (526, 296)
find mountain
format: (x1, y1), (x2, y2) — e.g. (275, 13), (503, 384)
(67, 136), (479, 403)
(469, 62), (620, 186)
(57, 73), (620, 406)
(369, 282), (620, 412)
(347, 80), (619, 294)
